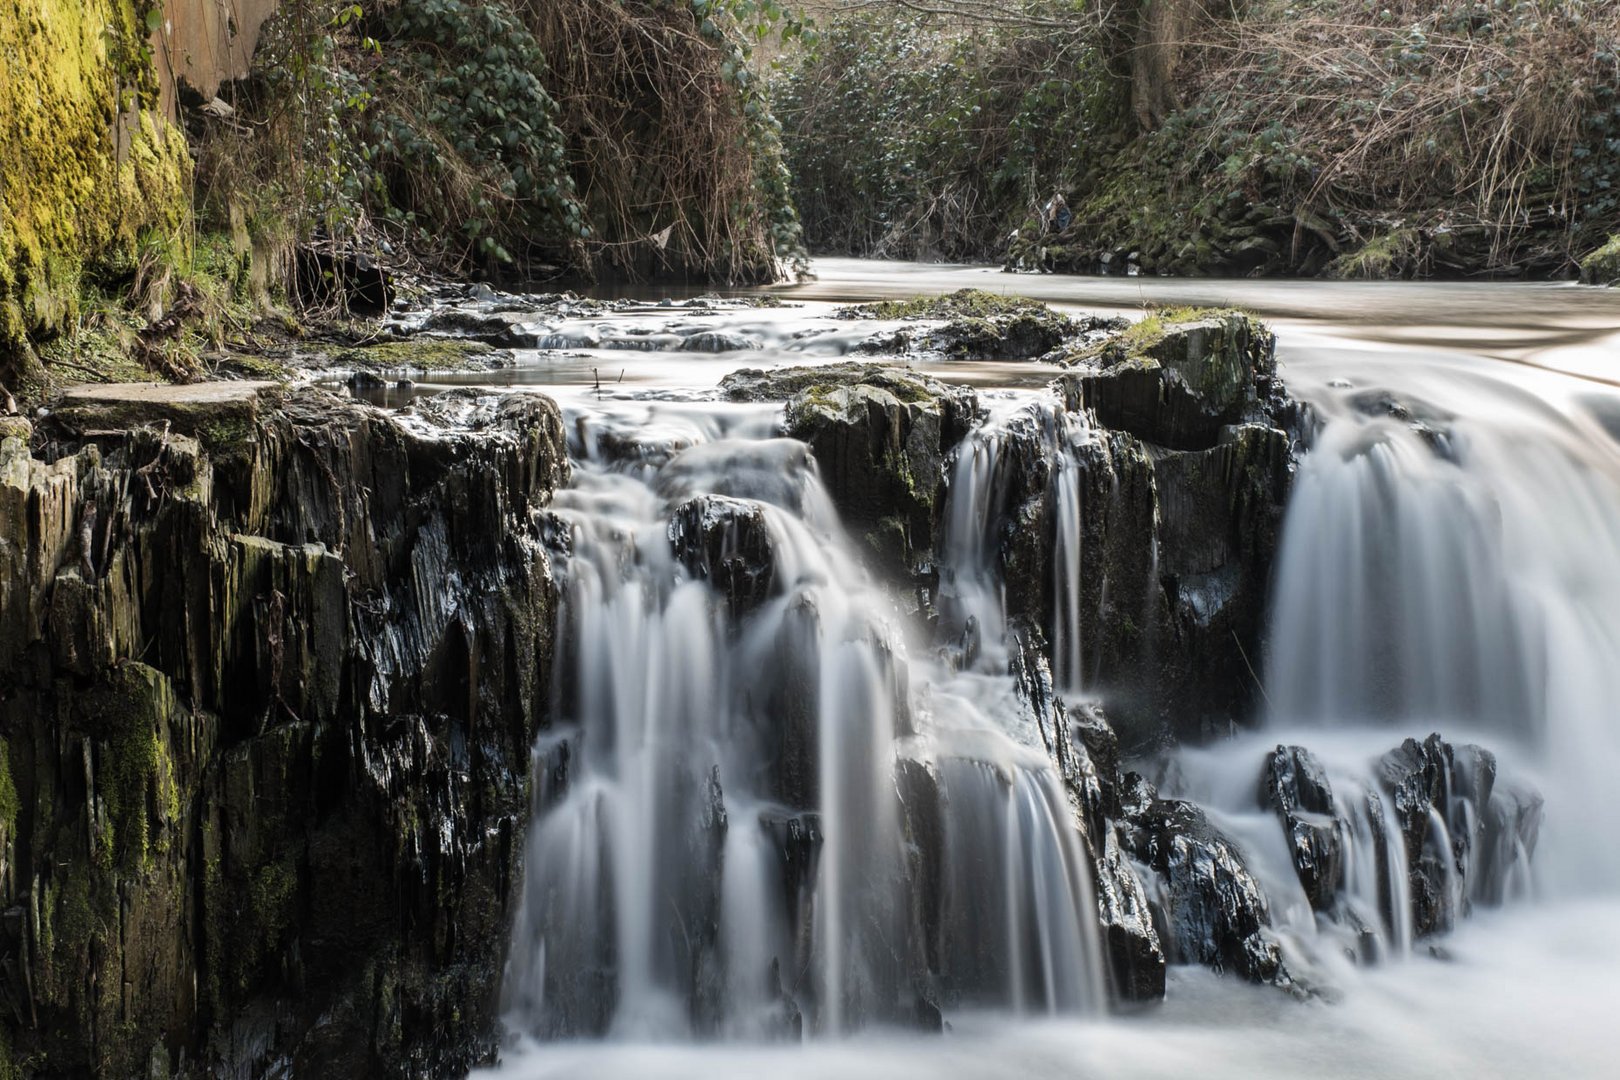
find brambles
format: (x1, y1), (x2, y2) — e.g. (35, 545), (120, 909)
(526, 0), (806, 283)
(197, 0), (806, 285)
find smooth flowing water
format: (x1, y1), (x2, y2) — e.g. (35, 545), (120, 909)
(500, 396), (1105, 1040)
(467, 261), (1620, 1078)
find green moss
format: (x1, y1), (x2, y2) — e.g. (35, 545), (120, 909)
(197, 414), (257, 450)
(331, 338), (498, 371)
(217, 352), (292, 380)
(1327, 228), (1422, 280)
(1085, 307), (1240, 363)
(87, 663), (178, 874)
(1, 1), (193, 370)
(44, 862), (98, 985)
(838, 288), (1050, 321)
(251, 858), (297, 932)
(234, 855), (298, 994)
(786, 372), (940, 430)
(0, 1026), (23, 1080)
(795, 384), (840, 410)
(0, 738), (18, 835)
(1580, 235), (1620, 286)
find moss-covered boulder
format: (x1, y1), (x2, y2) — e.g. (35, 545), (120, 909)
(1581, 235), (1620, 286)
(722, 362), (980, 582)
(839, 289), (1094, 360)
(1058, 311), (1281, 451)
(872, 308), (1298, 748)
(328, 338), (511, 372)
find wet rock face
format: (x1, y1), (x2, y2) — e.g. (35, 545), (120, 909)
(1094, 827), (1167, 1000)
(1374, 733), (1537, 938)
(1262, 745), (1344, 911)
(722, 363), (981, 584)
(0, 387), (568, 1077)
(1122, 798), (1284, 983)
(1253, 734), (1542, 942)
(1004, 640), (1166, 1001)
(668, 495), (778, 617)
(1081, 330), (1295, 747)
(982, 329), (1296, 748)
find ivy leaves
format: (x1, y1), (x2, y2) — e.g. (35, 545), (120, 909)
(366, 0), (586, 266)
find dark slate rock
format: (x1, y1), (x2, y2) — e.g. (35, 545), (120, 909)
(1123, 799), (1284, 983)
(668, 494), (778, 618)
(1261, 744), (1344, 911)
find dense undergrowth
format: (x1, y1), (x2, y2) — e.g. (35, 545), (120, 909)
(776, 1), (1122, 260)
(0, 0), (807, 397)
(200, 0), (806, 282)
(778, 0), (1620, 278)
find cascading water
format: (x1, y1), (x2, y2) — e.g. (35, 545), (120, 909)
(937, 396), (1095, 696)
(471, 270), (1620, 1080)
(1263, 359), (1620, 893)
(501, 397), (1106, 1041)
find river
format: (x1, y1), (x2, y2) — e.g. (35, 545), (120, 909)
(448, 259), (1620, 1079)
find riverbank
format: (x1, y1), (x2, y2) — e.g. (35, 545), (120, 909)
(0, 1), (808, 406)
(776, 1), (1620, 281)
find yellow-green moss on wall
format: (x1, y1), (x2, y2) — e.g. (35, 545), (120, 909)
(0, 0), (192, 377)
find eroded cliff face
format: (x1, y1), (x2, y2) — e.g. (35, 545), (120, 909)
(0, 386), (567, 1077)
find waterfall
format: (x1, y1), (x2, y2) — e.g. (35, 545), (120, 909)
(501, 399), (1105, 1039)
(468, 267), (1620, 1080)
(1264, 371), (1620, 891)
(938, 396), (1094, 695)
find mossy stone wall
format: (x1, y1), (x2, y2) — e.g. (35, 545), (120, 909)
(0, 1), (191, 380)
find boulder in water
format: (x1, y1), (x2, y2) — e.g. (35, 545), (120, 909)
(1376, 734), (1514, 936)
(1123, 798), (1285, 984)
(421, 305), (550, 347)
(1095, 826), (1168, 1000)
(680, 330), (763, 352)
(1261, 744), (1345, 911)
(668, 495), (778, 617)
(1058, 311), (1279, 451)
(721, 363), (979, 583)
(836, 289), (1098, 360)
